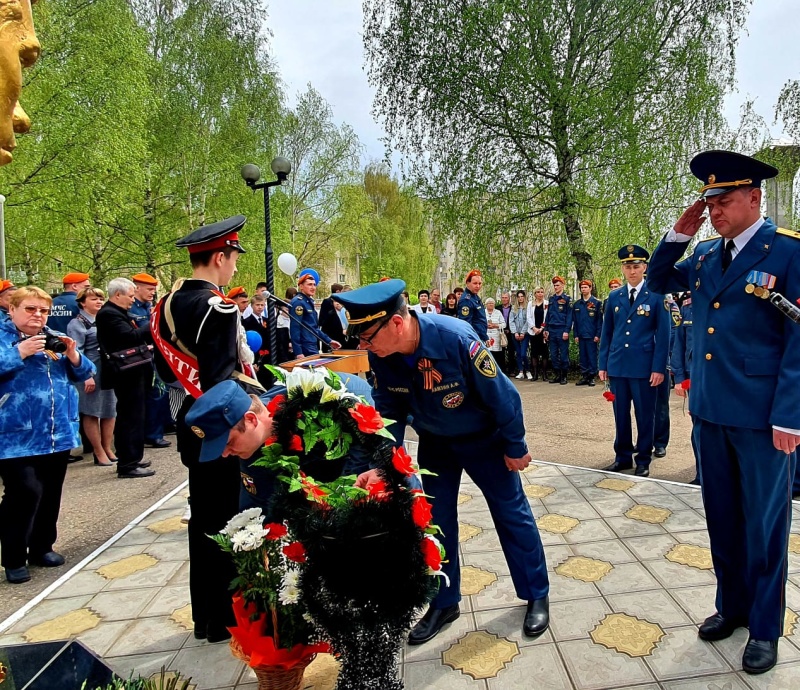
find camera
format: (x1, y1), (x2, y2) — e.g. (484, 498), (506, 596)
(42, 329), (68, 354)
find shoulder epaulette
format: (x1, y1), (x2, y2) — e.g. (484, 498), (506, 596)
(777, 228), (800, 240)
(696, 235), (721, 243)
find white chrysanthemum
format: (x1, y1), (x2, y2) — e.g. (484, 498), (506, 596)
(285, 367), (327, 396)
(231, 528), (264, 552)
(279, 574), (301, 605)
(220, 508), (263, 536)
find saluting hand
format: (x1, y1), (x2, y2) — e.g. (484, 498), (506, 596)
(504, 452), (532, 472)
(773, 429), (800, 455)
(674, 199), (707, 237)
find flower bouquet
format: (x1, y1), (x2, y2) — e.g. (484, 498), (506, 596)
(211, 510), (329, 690)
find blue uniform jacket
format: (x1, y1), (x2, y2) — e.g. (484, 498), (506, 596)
(671, 301), (693, 384)
(0, 319), (95, 459)
(572, 296), (603, 339)
(457, 290), (488, 340)
(598, 282), (670, 379)
(48, 291), (79, 333)
(369, 313), (528, 458)
(544, 293), (572, 335)
(289, 293), (331, 357)
(647, 218), (800, 430)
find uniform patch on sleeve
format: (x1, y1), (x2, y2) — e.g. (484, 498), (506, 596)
(468, 340), (481, 358)
(442, 391), (464, 408)
(473, 349), (497, 378)
(461, 305), (470, 316)
(294, 305), (304, 316)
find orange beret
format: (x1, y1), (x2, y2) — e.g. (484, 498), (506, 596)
(608, 278), (622, 288)
(551, 275), (565, 285)
(0, 280), (16, 294)
(379, 276), (392, 283)
(465, 269), (482, 283)
(579, 279), (593, 288)
(227, 286), (248, 299)
(63, 272), (90, 285)
(131, 273), (158, 286)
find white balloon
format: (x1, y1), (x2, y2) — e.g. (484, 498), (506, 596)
(277, 253), (298, 276)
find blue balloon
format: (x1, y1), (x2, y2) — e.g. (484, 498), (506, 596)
(245, 330), (262, 352)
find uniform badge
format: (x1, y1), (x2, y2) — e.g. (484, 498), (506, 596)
(614, 306), (619, 313)
(473, 349), (497, 378)
(627, 245), (634, 252)
(442, 391), (464, 408)
(191, 425), (205, 438)
(295, 305), (304, 315)
(241, 472), (256, 495)
(468, 341), (481, 358)
(745, 270), (777, 299)
(461, 306), (470, 316)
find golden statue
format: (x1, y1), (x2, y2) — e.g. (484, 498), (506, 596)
(0, 0), (40, 165)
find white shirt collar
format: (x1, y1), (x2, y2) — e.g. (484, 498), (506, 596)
(727, 216), (765, 256)
(627, 281), (644, 296)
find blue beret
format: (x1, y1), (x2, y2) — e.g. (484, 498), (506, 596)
(332, 278), (407, 337)
(298, 268), (320, 285)
(176, 215), (247, 254)
(618, 244), (650, 263)
(691, 150), (778, 198)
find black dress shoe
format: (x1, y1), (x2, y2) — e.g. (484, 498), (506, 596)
(145, 438), (172, 448)
(587, 379), (596, 387)
(603, 461), (633, 472)
(653, 447), (667, 458)
(408, 605), (460, 645)
(118, 467), (156, 479)
(29, 551), (65, 567)
(5, 566), (31, 584)
(523, 596), (550, 637)
(135, 460), (152, 469)
(67, 454), (83, 464)
(93, 454), (114, 466)
(559, 374), (568, 385)
(698, 613), (745, 641)
(634, 466), (650, 477)
(742, 638), (778, 674)
(206, 624), (232, 644)
(575, 378), (589, 386)
(548, 376), (560, 384)
(193, 624), (207, 640)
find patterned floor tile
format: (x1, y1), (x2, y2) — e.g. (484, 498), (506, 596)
(441, 630), (520, 680)
(145, 539), (190, 562)
(675, 492), (705, 510)
(486, 642), (572, 689)
(675, 530), (712, 549)
(103, 560), (183, 591)
(543, 488), (589, 506)
(548, 572), (602, 603)
(23, 608), (101, 642)
(631, 493), (696, 513)
(87, 588), (160, 621)
(558, 638), (656, 689)
(622, 534), (679, 561)
(606, 516), (668, 539)
(105, 650), (180, 683)
(606, 590), (693, 629)
(663, 511), (709, 533)
(594, 562), (662, 595)
(72, 619), (129, 656)
(85, 544), (150, 570)
(458, 509), (497, 531)
(543, 544), (575, 569)
(644, 626), (730, 680)
(461, 551), (510, 578)
(668, 585), (718, 624)
(171, 642), (245, 689)
(473, 604), (553, 647)
(403, 659), (488, 688)
(46, 570), (109, 599)
(544, 500), (602, 521)
(140, 585), (191, 617)
(549, 598), (612, 641)
(460, 528), (503, 554)
(113, 526), (160, 547)
(589, 495), (637, 517)
(404, 612), (477, 664)
(563, 520), (619, 544)
(644, 559), (716, 590)
(741, 661), (800, 689)
(472, 576), (526, 611)
(8, 595), (93, 633)
(570, 540), (638, 565)
(711, 627), (800, 670)
(458, 495), (490, 514)
(625, 482), (670, 499)
(661, 674), (750, 690)
(106, 616), (190, 656)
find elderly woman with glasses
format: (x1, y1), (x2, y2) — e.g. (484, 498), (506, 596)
(0, 286), (95, 584)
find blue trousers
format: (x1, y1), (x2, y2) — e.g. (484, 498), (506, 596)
(418, 432), (549, 608)
(610, 377), (657, 467)
(512, 334), (529, 373)
(577, 338), (598, 376)
(693, 419), (795, 639)
(654, 376), (671, 449)
(548, 335), (570, 372)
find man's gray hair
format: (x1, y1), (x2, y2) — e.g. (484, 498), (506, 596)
(107, 277), (135, 297)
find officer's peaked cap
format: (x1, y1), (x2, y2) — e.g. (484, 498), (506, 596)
(332, 278), (407, 338)
(176, 215), (247, 254)
(691, 150), (778, 198)
(618, 244), (650, 263)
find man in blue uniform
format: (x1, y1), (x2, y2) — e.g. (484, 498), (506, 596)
(457, 269), (488, 342)
(671, 293), (698, 484)
(49, 272), (91, 333)
(290, 269), (341, 358)
(599, 246), (669, 477)
(334, 279), (550, 644)
(544, 275), (572, 384)
(653, 295), (682, 458)
(647, 150), (800, 674)
(572, 279), (602, 386)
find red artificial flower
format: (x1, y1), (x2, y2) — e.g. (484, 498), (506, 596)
(266, 394), (285, 416)
(420, 537), (442, 570)
(288, 435), (303, 452)
(681, 379), (691, 391)
(391, 446), (415, 476)
(300, 474), (329, 503)
(283, 541), (307, 563)
(264, 523), (288, 540)
(411, 492), (434, 529)
(349, 403), (385, 434)
(264, 436), (278, 446)
(368, 480), (387, 495)
(602, 391), (615, 402)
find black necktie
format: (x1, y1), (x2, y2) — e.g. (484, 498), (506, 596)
(629, 288), (636, 306)
(722, 240), (734, 272)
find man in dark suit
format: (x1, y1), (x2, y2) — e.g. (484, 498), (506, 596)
(243, 295), (272, 387)
(598, 245), (669, 477)
(95, 277), (154, 479)
(647, 150), (800, 674)
(319, 283), (344, 348)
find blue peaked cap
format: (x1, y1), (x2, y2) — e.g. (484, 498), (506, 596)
(332, 278), (407, 337)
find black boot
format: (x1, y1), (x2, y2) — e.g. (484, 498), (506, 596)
(531, 360), (539, 381)
(560, 371), (568, 385)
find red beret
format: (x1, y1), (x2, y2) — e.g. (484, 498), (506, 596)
(0, 280), (16, 294)
(465, 269), (482, 283)
(551, 275), (565, 285)
(227, 286), (248, 299)
(131, 273), (158, 286)
(579, 279), (593, 288)
(608, 278), (622, 288)
(63, 272), (90, 285)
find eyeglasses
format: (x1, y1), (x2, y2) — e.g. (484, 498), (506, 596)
(22, 306), (51, 316)
(358, 318), (390, 346)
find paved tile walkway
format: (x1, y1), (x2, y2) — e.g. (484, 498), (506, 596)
(2, 457), (800, 689)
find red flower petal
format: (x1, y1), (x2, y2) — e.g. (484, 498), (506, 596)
(411, 493), (433, 529)
(266, 394), (286, 415)
(282, 541), (307, 563)
(348, 403), (385, 434)
(288, 435), (303, 452)
(602, 391), (615, 402)
(264, 523), (288, 540)
(391, 446), (415, 475)
(420, 537), (442, 570)
(681, 379), (691, 390)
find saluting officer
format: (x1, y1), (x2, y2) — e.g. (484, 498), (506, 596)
(544, 276), (572, 384)
(457, 269), (488, 342)
(334, 279), (550, 645)
(290, 268), (341, 358)
(152, 216), (260, 644)
(599, 245), (669, 477)
(647, 150), (800, 674)
(572, 279), (602, 386)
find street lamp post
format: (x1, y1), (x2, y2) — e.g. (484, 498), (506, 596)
(241, 156), (291, 364)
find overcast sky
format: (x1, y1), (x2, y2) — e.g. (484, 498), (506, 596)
(267, 0), (800, 165)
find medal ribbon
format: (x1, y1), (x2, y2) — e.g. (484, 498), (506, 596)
(418, 357), (443, 391)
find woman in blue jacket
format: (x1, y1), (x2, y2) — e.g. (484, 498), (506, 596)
(0, 286), (95, 584)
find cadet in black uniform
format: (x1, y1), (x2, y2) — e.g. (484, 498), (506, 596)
(152, 215), (261, 643)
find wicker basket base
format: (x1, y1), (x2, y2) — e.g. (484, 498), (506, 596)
(230, 638), (315, 690)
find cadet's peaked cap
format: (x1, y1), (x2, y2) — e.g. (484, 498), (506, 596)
(332, 278), (407, 338)
(176, 215), (247, 254)
(185, 380), (285, 462)
(63, 272), (90, 285)
(227, 286), (248, 299)
(131, 273), (158, 286)
(298, 268), (320, 286)
(691, 150), (778, 198)
(618, 245), (650, 263)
